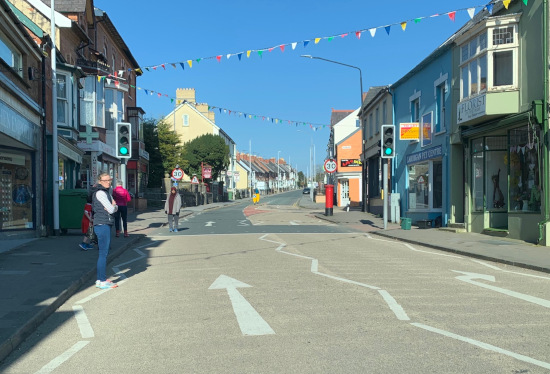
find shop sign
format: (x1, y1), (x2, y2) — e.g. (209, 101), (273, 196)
(406, 145), (442, 165)
(77, 140), (116, 158)
(399, 122), (419, 140)
(457, 94), (486, 124)
(0, 100), (39, 148)
(0, 151), (26, 165)
(340, 159), (362, 167)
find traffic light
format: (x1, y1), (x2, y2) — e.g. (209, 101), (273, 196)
(116, 122), (132, 158)
(380, 124), (395, 159)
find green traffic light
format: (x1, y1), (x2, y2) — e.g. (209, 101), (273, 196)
(119, 147), (128, 155)
(385, 147), (392, 155)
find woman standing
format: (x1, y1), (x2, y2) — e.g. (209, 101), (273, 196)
(112, 180), (131, 237)
(92, 172), (118, 289)
(164, 186), (182, 232)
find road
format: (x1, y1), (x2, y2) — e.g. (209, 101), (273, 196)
(2, 191), (550, 373)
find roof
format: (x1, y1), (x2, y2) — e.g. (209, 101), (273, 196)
(41, 0), (87, 13)
(330, 110), (354, 127)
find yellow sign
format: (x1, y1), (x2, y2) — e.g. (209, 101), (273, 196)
(399, 122), (419, 140)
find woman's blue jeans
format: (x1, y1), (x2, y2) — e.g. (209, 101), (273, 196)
(94, 224), (111, 282)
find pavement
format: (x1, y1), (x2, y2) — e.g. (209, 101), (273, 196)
(1, 197), (550, 363)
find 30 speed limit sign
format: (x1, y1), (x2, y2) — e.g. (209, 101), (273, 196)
(171, 168), (184, 180)
(324, 159), (337, 173)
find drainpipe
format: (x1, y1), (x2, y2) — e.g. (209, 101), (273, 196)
(539, 0), (549, 244)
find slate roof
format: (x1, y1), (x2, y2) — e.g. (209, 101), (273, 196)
(41, 0), (87, 13)
(330, 110), (354, 127)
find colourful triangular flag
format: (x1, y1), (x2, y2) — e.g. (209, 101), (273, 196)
(467, 8), (475, 19)
(291, 42), (297, 50)
(238, 53), (243, 60)
(247, 50), (251, 58)
(314, 38), (321, 44)
(523, 0), (528, 4)
(187, 60), (193, 68)
(414, 18), (421, 24)
(328, 36), (334, 42)
(400, 22), (407, 31)
(503, 0), (511, 9)
(340, 33), (348, 38)
(280, 45), (285, 52)
(487, 4), (493, 14)
(448, 11), (456, 22)
(369, 28), (376, 37)
(258, 50), (263, 58)
(216, 55), (221, 62)
(304, 40), (310, 47)
(385, 26), (391, 35)
(179, 63), (184, 70)
(355, 31), (361, 39)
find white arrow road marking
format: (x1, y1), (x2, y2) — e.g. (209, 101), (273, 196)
(238, 220), (249, 226)
(205, 221), (215, 227)
(209, 275), (275, 336)
(412, 323), (550, 370)
(453, 270), (550, 308)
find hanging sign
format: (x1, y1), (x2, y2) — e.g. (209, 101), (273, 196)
(202, 166), (212, 179)
(399, 122), (419, 140)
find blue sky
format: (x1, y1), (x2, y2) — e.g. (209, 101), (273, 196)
(97, 0), (488, 175)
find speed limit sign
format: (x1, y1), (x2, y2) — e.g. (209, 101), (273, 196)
(324, 159), (337, 173)
(171, 168), (184, 180)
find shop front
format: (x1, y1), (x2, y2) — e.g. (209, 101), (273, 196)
(0, 92), (42, 237)
(403, 145), (444, 226)
(463, 114), (543, 243)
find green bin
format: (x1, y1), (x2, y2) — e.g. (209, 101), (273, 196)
(400, 217), (411, 230)
(59, 189), (89, 231)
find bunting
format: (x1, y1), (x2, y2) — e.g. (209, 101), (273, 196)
(129, 1), (524, 74)
(123, 82), (328, 131)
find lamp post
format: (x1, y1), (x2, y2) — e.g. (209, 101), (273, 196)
(277, 150), (281, 193)
(301, 55), (366, 212)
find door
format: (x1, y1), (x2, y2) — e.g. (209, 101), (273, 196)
(340, 179), (350, 207)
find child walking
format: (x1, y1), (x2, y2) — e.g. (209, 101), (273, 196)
(80, 201), (94, 250)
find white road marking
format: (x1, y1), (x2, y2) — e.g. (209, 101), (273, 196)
(411, 323), (550, 370)
(365, 234), (462, 258)
(238, 220), (249, 226)
(289, 221), (300, 225)
(205, 221), (215, 227)
(470, 259), (550, 280)
(453, 270), (550, 308)
(209, 275), (275, 336)
(72, 305), (94, 338)
(378, 290), (409, 320)
(34, 341), (89, 374)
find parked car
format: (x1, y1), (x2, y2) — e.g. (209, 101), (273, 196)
(302, 188), (311, 194)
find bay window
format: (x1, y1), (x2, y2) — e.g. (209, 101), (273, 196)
(80, 76), (105, 128)
(459, 15), (519, 101)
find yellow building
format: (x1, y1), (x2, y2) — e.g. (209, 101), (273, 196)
(161, 88), (236, 186)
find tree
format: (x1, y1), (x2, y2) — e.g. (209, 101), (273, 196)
(143, 119), (163, 187)
(297, 171), (306, 187)
(157, 120), (186, 174)
(182, 134), (229, 180)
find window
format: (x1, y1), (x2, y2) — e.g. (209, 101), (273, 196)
(56, 74), (69, 125)
(421, 112), (432, 147)
(0, 31), (22, 76)
(471, 136), (508, 212)
(407, 160), (442, 210)
(105, 89), (124, 131)
(435, 84), (445, 133)
(509, 127), (541, 212)
(355, 119), (360, 128)
(411, 99), (420, 122)
(80, 76), (105, 128)
(459, 16), (519, 101)
(182, 114), (189, 127)
(369, 113), (373, 138)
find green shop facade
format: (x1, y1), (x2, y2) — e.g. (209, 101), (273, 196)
(454, 2), (548, 244)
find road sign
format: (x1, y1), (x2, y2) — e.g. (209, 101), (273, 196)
(171, 168), (184, 180)
(191, 175), (199, 184)
(324, 159), (337, 173)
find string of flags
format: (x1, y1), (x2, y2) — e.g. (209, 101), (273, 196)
(127, 0), (528, 75)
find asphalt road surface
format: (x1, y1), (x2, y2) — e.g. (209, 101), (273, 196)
(2, 191), (550, 373)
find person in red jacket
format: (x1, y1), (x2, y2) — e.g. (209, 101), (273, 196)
(112, 180), (131, 237)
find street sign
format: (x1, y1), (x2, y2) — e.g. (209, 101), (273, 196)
(191, 175), (199, 184)
(324, 159), (337, 173)
(171, 168), (184, 180)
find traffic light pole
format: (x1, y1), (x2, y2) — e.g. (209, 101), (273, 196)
(383, 158), (388, 230)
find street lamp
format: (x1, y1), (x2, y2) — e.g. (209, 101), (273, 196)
(301, 55), (366, 212)
(277, 150), (281, 193)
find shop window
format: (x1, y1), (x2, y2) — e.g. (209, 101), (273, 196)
(0, 149), (33, 230)
(408, 160), (442, 211)
(471, 136), (508, 212)
(509, 127), (541, 212)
